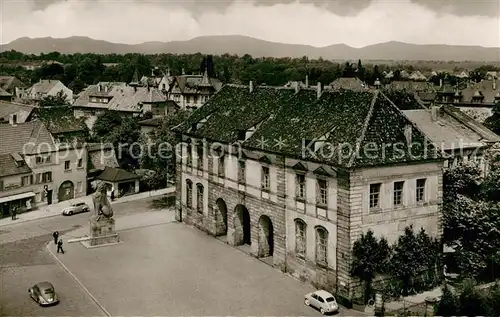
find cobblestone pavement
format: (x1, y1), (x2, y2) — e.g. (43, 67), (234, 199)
(0, 196), (171, 317)
(50, 221), (366, 316)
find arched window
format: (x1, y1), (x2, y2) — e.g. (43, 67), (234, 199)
(196, 183), (204, 214)
(186, 180), (193, 208)
(315, 226), (328, 265)
(295, 219), (307, 257)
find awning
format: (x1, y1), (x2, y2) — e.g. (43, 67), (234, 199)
(0, 192), (36, 204)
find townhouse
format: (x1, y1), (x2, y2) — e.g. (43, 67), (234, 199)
(167, 69), (223, 109)
(0, 121), (87, 214)
(24, 79), (73, 103)
(173, 83), (444, 303)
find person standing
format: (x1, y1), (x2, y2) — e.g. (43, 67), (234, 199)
(53, 231), (59, 245)
(11, 207), (17, 220)
(57, 239), (64, 254)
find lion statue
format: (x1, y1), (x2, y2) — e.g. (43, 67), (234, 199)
(92, 181), (114, 221)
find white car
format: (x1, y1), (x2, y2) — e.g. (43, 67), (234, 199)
(305, 290), (339, 315)
(62, 202), (90, 215)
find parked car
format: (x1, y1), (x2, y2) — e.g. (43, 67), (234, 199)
(62, 202), (90, 215)
(304, 290), (339, 315)
(28, 281), (59, 306)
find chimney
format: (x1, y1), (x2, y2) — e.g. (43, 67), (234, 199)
(293, 81), (299, 94)
(104, 85), (108, 93)
(151, 69), (154, 77)
(249, 81), (254, 93)
(182, 68), (185, 75)
(439, 78), (443, 88)
(305, 75), (309, 87)
(431, 106), (439, 121)
(317, 82), (322, 100)
(97, 84), (101, 92)
(9, 114), (14, 125)
(404, 125), (412, 144)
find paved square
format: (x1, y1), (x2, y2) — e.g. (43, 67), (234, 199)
(54, 220), (330, 316)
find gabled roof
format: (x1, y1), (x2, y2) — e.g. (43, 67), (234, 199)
(0, 101), (35, 121)
(0, 121), (56, 155)
(169, 75), (223, 95)
(0, 76), (26, 90)
(329, 77), (367, 91)
(0, 87), (12, 97)
(73, 82), (167, 112)
(382, 89), (427, 110)
(460, 79), (500, 104)
(27, 80), (61, 94)
(96, 167), (139, 182)
(386, 81), (435, 93)
(0, 153), (32, 177)
(174, 85), (438, 169)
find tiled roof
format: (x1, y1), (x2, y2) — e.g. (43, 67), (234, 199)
(170, 75), (223, 95)
(0, 121), (56, 155)
(73, 82), (167, 112)
(403, 108), (491, 150)
(27, 80), (60, 94)
(382, 89), (427, 110)
(0, 101), (34, 121)
(460, 79), (500, 104)
(0, 76), (26, 91)
(0, 153), (32, 177)
(96, 166), (139, 182)
(174, 85), (438, 168)
(386, 81), (436, 93)
(329, 77), (367, 91)
(138, 118), (162, 127)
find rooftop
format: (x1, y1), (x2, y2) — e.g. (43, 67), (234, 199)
(0, 100), (35, 121)
(96, 166), (139, 182)
(174, 84), (438, 168)
(0, 153), (32, 178)
(0, 121), (56, 155)
(27, 79), (62, 94)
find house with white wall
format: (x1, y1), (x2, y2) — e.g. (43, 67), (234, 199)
(24, 79), (73, 103)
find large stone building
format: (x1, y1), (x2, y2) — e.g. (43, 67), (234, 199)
(173, 83), (444, 302)
(0, 121), (87, 215)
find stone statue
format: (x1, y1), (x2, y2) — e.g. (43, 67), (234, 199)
(92, 181), (114, 221)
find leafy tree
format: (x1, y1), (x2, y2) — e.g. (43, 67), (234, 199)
(351, 230), (391, 303)
(484, 101), (500, 135)
(481, 166), (500, 202)
(37, 90), (69, 108)
(436, 284), (459, 317)
(443, 163), (483, 205)
(107, 116), (142, 170)
(485, 282), (500, 317)
(92, 111), (122, 141)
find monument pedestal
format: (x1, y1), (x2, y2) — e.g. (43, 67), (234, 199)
(88, 216), (120, 246)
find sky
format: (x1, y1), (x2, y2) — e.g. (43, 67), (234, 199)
(1, 0), (499, 47)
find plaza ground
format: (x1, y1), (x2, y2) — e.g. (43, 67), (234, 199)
(48, 210), (365, 316)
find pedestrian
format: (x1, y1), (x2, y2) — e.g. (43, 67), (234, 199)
(53, 231), (59, 245)
(11, 207), (16, 220)
(57, 239), (64, 254)
(110, 191), (115, 201)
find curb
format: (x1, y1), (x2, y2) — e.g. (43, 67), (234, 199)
(45, 242), (111, 317)
(0, 212), (61, 228)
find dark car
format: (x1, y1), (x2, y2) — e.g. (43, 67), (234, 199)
(28, 282), (59, 306)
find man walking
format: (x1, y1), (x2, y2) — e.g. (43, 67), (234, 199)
(11, 207), (17, 220)
(57, 239), (64, 254)
(53, 231), (59, 245)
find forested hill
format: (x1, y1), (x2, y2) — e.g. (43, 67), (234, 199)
(2, 35), (499, 62)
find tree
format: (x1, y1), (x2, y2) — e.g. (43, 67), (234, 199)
(37, 90), (69, 108)
(92, 111), (122, 141)
(351, 230), (391, 303)
(436, 284), (459, 317)
(458, 279), (487, 316)
(107, 116), (142, 170)
(443, 163), (483, 205)
(481, 166), (500, 202)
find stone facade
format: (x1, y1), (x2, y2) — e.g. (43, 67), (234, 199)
(175, 138), (444, 303)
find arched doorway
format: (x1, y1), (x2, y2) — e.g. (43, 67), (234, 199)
(58, 181), (74, 202)
(258, 215), (274, 257)
(234, 204), (251, 246)
(215, 198), (228, 236)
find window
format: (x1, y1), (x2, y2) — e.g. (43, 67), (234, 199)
(196, 184), (204, 214)
(296, 174), (306, 200)
(393, 181), (404, 206)
(64, 160), (71, 170)
(36, 156), (43, 164)
(42, 172), (52, 183)
(45, 155), (51, 163)
(261, 166), (270, 190)
(186, 180), (193, 208)
(238, 160), (246, 184)
(77, 159), (83, 168)
(218, 155), (225, 177)
(77, 181), (83, 193)
(316, 227), (328, 265)
(416, 178), (426, 203)
(196, 146), (203, 170)
(186, 144), (192, 167)
(21, 176), (31, 186)
(369, 183), (381, 209)
(316, 179), (328, 205)
(295, 219), (306, 256)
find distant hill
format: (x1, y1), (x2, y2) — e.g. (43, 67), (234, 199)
(1, 35), (499, 61)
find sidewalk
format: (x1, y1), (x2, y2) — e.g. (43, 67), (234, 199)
(385, 287), (442, 312)
(0, 187), (175, 228)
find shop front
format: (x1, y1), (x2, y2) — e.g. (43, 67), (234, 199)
(0, 191), (36, 218)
